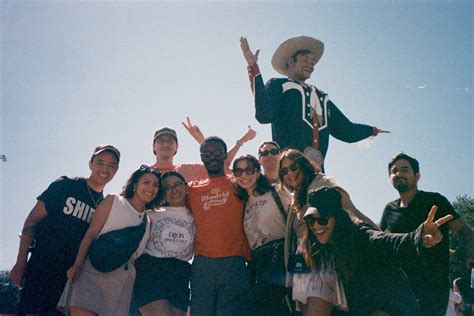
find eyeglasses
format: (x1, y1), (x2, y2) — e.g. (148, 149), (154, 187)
(200, 151), (225, 160)
(139, 165), (161, 178)
(163, 181), (185, 193)
(233, 166), (257, 177)
(259, 148), (280, 157)
(305, 216), (330, 226)
(279, 162), (300, 177)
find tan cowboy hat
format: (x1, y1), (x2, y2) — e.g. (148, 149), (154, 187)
(271, 36), (324, 76)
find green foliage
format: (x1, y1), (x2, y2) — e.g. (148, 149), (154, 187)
(449, 195), (474, 281)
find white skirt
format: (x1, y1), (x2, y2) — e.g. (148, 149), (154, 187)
(57, 258), (136, 316)
(292, 257), (348, 311)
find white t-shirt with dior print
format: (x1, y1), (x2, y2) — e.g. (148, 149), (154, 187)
(143, 206), (195, 261)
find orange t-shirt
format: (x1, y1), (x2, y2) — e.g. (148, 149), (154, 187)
(187, 175), (251, 261)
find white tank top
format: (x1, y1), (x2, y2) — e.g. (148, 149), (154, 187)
(98, 194), (150, 259)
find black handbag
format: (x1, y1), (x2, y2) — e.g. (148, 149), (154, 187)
(88, 215), (148, 273)
(286, 204), (311, 274)
(254, 187), (289, 286)
(252, 238), (286, 287)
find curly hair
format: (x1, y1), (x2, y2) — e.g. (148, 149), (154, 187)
(121, 165), (163, 210)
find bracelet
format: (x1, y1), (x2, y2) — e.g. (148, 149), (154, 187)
(236, 140), (244, 147)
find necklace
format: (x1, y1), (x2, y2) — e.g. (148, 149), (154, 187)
(86, 180), (103, 208)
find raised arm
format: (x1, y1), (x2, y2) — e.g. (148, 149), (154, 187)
(240, 36), (259, 67)
(182, 117), (256, 173)
(66, 195), (114, 280)
(182, 117), (206, 145)
(10, 201), (48, 286)
(224, 126), (257, 173)
(240, 37), (283, 124)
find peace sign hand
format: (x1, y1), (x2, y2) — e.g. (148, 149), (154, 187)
(422, 205), (453, 248)
(182, 116), (205, 144)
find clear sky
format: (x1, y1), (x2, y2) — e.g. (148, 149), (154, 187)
(1, 1), (472, 269)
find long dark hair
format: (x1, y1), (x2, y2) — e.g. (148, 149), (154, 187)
(232, 154), (272, 202)
(279, 149), (317, 211)
(302, 202), (356, 283)
(121, 165), (163, 210)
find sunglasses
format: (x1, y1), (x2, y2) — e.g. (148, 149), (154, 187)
(259, 148), (281, 157)
(139, 164), (161, 178)
(305, 216), (330, 226)
(279, 162), (300, 177)
(233, 166), (257, 177)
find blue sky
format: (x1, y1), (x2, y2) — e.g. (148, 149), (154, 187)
(1, 1), (472, 269)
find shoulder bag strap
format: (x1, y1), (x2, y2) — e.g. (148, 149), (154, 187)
(270, 186), (287, 222)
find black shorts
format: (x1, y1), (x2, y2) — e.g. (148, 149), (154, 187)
(133, 254), (191, 312)
(20, 260), (68, 315)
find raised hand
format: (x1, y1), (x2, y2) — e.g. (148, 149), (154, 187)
(422, 205), (453, 247)
(240, 125), (257, 144)
(182, 116), (205, 144)
(240, 37), (260, 67)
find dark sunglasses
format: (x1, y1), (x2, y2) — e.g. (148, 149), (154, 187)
(279, 162), (300, 177)
(233, 166), (257, 177)
(259, 148), (281, 157)
(305, 216), (330, 226)
(139, 164), (161, 177)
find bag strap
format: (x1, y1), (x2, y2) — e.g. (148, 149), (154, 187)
(64, 280), (74, 316)
(136, 213), (148, 241)
(270, 186), (287, 222)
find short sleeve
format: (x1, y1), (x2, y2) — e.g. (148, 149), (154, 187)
(37, 176), (70, 215)
(432, 193), (459, 221)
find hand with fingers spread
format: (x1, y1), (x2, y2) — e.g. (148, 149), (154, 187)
(422, 205), (453, 247)
(182, 116), (205, 144)
(240, 37), (260, 67)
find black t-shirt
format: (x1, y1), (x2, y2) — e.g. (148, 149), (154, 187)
(29, 176), (103, 270)
(380, 190), (459, 293)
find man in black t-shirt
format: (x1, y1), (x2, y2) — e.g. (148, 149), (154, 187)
(380, 153), (473, 316)
(10, 144), (120, 315)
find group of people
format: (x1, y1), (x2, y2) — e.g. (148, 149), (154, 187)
(11, 34), (473, 316)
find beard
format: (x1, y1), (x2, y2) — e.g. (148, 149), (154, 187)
(204, 161), (224, 176)
(395, 182), (410, 193)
